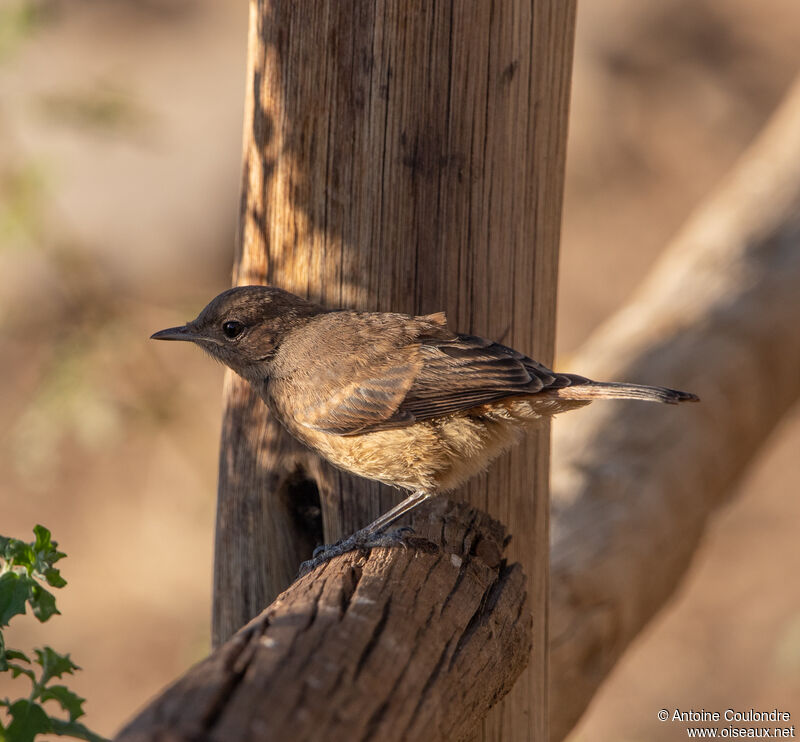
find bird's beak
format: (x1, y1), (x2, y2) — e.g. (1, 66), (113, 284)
(150, 325), (196, 342)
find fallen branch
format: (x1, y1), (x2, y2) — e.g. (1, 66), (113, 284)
(116, 500), (530, 742)
(549, 75), (800, 740)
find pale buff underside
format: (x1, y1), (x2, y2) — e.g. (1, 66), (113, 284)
(285, 396), (588, 493)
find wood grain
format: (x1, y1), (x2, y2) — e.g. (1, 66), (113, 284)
(116, 501), (530, 742)
(216, 2), (576, 739)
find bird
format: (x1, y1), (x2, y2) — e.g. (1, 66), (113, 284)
(151, 285), (698, 567)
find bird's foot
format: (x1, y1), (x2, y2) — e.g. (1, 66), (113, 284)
(298, 526), (416, 576)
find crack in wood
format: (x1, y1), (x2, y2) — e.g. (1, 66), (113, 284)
(116, 501), (531, 742)
(201, 624), (264, 734)
(448, 564), (511, 672)
(353, 596), (392, 680)
(403, 635), (455, 739)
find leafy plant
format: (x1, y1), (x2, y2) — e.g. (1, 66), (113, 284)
(0, 526), (106, 742)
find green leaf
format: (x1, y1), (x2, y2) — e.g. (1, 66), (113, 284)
(1, 526), (67, 596)
(31, 526), (67, 589)
(43, 566), (67, 589)
(4, 649), (31, 663)
(33, 525), (65, 565)
(29, 583), (59, 622)
(49, 717), (109, 742)
(5, 699), (52, 742)
(0, 571), (30, 626)
(8, 661), (36, 682)
(34, 647), (79, 686)
(2, 540), (35, 572)
(32, 525), (53, 553)
(39, 685), (85, 721)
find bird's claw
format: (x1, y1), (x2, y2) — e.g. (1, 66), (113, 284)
(299, 525), (417, 576)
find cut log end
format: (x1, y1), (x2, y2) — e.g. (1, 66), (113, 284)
(116, 499), (532, 742)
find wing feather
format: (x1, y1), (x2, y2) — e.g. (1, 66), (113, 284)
(292, 352), (421, 435)
(278, 314), (581, 436)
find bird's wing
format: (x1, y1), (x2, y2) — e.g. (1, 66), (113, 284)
(396, 334), (574, 421)
(290, 330), (577, 436)
(290, 346), (423, 435)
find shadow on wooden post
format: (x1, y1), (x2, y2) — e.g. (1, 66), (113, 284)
(213, 1), (575, 740)
(116, 500), (530, 742)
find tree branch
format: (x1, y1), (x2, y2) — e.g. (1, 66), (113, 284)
(549, 74), (800, 741)
(116, 500), (531, 742)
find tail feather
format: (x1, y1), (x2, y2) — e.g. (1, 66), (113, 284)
(556, 377), (699, 405)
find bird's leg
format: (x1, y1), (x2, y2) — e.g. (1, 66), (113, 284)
(298, 490), (433, 575)
(357, 489), (432, 535)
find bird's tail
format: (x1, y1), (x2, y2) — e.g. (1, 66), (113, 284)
(554, 377), (699, 405)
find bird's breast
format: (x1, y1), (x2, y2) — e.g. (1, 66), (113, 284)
(262, 394), (551, 494)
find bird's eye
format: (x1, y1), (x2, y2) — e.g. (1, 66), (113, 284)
(222, 320), (245, 339)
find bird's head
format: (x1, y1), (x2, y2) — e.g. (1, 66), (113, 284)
(150, 285), (325, 383)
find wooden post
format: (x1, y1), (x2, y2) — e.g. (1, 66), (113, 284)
(215, 2), (576, 740)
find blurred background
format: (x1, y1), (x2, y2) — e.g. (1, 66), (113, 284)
(1, 1), (799, 739)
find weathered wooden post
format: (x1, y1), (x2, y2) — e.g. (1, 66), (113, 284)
(215, 2), (576, 738)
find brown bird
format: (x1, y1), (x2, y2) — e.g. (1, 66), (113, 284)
(152, 286), (698, 565)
